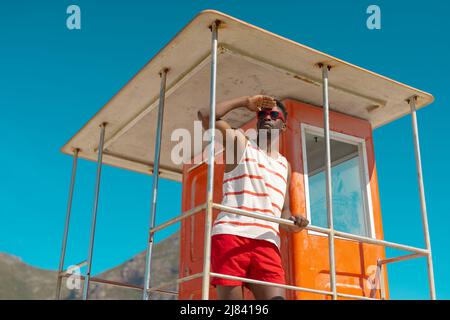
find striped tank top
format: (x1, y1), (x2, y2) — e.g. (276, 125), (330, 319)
(211, 138), (289, 249)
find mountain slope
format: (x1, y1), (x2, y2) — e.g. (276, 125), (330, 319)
(0, 232), (179, 300)
(0, 253), (57, 299)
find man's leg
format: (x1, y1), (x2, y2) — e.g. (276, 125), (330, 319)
(246, 239), (287, 300)
(247, 283), (286, 300)
(216, 285), (244, 300)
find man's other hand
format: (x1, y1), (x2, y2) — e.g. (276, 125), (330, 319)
(288, 215), (309, 232)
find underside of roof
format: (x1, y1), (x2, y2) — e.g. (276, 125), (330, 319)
(60, 10), (434, 181)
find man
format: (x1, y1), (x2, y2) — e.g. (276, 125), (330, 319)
(197, 95), (309, 300)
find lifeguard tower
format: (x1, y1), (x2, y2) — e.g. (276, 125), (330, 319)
(56, 10), (436, 300)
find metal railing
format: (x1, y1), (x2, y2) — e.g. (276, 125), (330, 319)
(56, 199), (431, 299)
(144, 200), (430, 300)
(56, 19), (436, 300)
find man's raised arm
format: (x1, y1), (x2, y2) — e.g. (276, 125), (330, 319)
(197, 95), (277, 163)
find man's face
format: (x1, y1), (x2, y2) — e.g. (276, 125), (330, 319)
(256, 105), (286, 133)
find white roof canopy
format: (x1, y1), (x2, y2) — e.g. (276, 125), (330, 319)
(61, 9), (434, 181)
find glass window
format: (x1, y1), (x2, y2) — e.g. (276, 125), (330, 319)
(304, 130), (370, 237)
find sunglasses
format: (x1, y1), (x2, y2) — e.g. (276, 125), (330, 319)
(257, 109), (285, 122)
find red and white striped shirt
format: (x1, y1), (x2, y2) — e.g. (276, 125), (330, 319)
(211, 138), (288, 249)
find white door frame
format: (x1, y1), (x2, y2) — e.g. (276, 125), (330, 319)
(300, 123), (376, 239)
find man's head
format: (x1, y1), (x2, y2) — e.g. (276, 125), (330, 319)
(256, 98), (288, 133)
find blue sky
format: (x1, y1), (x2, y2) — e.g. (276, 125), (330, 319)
(0, 0), (448, 299)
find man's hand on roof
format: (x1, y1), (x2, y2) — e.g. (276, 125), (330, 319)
(247, 95), (277, 112)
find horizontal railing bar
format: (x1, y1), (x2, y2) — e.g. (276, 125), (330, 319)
(213, 272), (379, 300)
(147, 272), (203, 293)
(378, 253), (425, 265)
(77, 261), (88, 268)
(210, 272), (333, 296)
(60, 274), (143, 291)
(90, 278), (180, 295)
(60, 274), (180, 296)
(147, 288), (179, 296)
(213, 203), (428, 254)
(58, 274), (380, 300)
(336, 292), (378, 301)
(90, 277), (143, 291)
(59, 260), (88, 276)
(150, 203), (207, 235)
(332, 230), (429, 255)
(213, 203), (296, 227)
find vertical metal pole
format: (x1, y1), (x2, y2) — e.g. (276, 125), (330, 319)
(409, 96), (436, 300)
(375, 258), (386, 300)
(55, 148), (79, 300)
(142, 68), (168, 300)
(82, 123), (106, 300)
(321, 64), (337, 300)
(201, 20), (219, 300)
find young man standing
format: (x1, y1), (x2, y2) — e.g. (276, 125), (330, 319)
(197, 95), (309, 300)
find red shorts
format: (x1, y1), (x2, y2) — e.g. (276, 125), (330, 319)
(210, 234), (286, 288)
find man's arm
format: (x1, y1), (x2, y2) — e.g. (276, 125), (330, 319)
(197, 96), (250, 152)
(197, 95), (277, 167)
(280, 162), (309, 233)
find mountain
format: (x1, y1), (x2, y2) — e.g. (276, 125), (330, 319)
(0, 232), (179, 300)
(0, 253), (58, 299)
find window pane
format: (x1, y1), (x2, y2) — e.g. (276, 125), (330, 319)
(305, 132), (368, 236)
